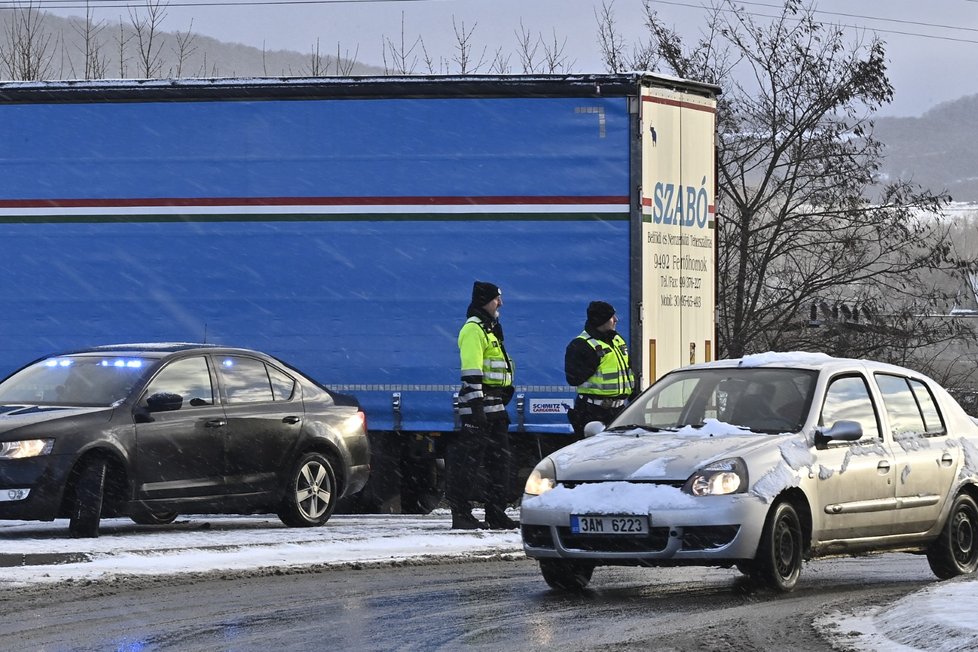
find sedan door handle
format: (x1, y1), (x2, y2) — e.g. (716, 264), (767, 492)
(205, 419), (227, 428)
(941, 453), (955, 467)
(282, 416), (301, 425)
(877, 460), (891, 473)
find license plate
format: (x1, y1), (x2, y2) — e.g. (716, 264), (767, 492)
(570, 514), (649, 535)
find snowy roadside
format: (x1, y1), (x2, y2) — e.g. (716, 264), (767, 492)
(0, 510), (521, 587)
(2, 509), (977, 652)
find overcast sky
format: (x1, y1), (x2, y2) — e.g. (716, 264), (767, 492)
(30, 0), (978, 117)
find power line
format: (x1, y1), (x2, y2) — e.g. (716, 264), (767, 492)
(649, 0), (978, 45)
(2, 0), (978, 45)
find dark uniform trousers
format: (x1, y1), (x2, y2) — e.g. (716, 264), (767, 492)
(445, 415), (511, 508)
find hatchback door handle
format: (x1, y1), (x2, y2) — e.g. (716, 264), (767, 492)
(877, 460), (890, 473)
(282, 416), (301, 425)
(941, 453), (955, 467)
(205, 419), (227, 428)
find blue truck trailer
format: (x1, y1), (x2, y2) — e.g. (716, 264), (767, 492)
(0, 73), (719, 512)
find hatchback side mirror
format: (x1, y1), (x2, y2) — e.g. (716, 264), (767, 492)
(814, 419), (863, 448)
(583, 420), (606, 438)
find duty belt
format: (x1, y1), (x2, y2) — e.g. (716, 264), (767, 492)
(578, 395), (627, 408)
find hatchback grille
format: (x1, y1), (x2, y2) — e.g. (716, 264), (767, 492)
(557, 527), (673, 553)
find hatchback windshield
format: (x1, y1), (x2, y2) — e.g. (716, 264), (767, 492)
(613, 367), (818, 434)
(0, 355), (154, 406)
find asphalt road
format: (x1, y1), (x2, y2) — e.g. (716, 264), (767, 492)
(0, 550), (937, 651)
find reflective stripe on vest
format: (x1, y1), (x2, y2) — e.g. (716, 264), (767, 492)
(576, 331), (634, 397)
(459, 316), (513, 388)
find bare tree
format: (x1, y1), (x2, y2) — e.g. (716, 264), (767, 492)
(489, 46), (511, 74)
(71, 4), (108, 80)
(335, 42), (359, 75)
(172, 19), (197, 77)
(128, 0), (168, 78)
(595, 1), (628, 73)
(541, 28), (573, 73)
(513, 19), (541, 73)
(382, 11), (421, 74)
(610, 0), (977, 366)
(0, 0), (56, 80)
(115, 18), (131, 78)
(306, 38), (332, 77)
(450, 16), (485, 74)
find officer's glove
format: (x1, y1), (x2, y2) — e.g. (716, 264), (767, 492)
(469, 400), (488, 428)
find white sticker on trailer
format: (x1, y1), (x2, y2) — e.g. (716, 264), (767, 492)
(528, 399), (574, 414)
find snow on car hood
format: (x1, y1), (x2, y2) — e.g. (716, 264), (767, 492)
(0, 405), (112, 434)
(548, 419), (781, 482)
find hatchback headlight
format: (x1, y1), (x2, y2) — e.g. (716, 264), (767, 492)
(0, 439), (54, 460)
(684, 458), (748, 496)
(524, 458), (556, 496)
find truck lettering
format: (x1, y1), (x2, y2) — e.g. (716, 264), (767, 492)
(651, 177), (710, 229)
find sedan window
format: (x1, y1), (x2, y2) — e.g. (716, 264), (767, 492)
(268, 366), (297, 401)
(820, 375), (881, 440)
(143, 357), (214, 409)
(220, 356), (275, 403)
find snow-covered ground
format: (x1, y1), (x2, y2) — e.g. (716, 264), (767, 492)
(1, 509), (975, 651)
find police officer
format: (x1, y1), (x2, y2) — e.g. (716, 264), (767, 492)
(447, 281), (518, 530)
(564, 301), (635, 438)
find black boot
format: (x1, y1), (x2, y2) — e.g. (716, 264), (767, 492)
(484, 505), (518, 530)
(451, 505), (486, 530)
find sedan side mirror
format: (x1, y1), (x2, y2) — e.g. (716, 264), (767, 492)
(583, 420), (606, 438)
(146, 392), (184, 412)
(814, 419), (863, 448)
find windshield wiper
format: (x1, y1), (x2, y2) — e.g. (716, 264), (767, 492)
(604, 424), (678, 433)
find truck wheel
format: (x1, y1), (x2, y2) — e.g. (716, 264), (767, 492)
(278, 452), (336, 527)
(130, 507), (179, 525)
(747, 500), (803, 592)
(68, 458), (107, 538)
(400, 457), (443, 514)
(538, 559), (595, 592)
(927, 493), (978, 579)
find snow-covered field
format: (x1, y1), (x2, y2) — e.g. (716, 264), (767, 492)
(1, 510), (976, 651)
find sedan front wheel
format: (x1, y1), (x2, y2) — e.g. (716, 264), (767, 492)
(278, 452), (337, 527)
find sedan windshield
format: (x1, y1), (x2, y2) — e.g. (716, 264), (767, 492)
(614, 367), (818, 434)
(0, 355), (153, 407)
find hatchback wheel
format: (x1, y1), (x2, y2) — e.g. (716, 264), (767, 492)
(278, 452), (337, 527)
(68, 458), (107, 538)
(538, 559), (595, 592)
(927, 493), (978, 579)
(748, 501), (803, 592)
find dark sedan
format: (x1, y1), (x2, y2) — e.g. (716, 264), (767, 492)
(0, 343), (370, 537)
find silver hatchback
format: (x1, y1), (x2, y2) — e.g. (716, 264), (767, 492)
(521, 352), (978, 592)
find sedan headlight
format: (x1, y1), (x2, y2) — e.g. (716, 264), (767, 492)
(684, 457), (748, 496)
(0, 439), (54, 460)
(524, 458), (556, 496)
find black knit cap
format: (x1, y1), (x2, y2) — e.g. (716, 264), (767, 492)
(472, 281), (501, 307)
(587, 301), (616, 325)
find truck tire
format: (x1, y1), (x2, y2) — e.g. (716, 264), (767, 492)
(68, 458), (107, 538)
(400, 457), (443, 514)
(130, 507), (179, 525)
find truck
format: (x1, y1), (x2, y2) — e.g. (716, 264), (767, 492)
(0, 73), (719, 512)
